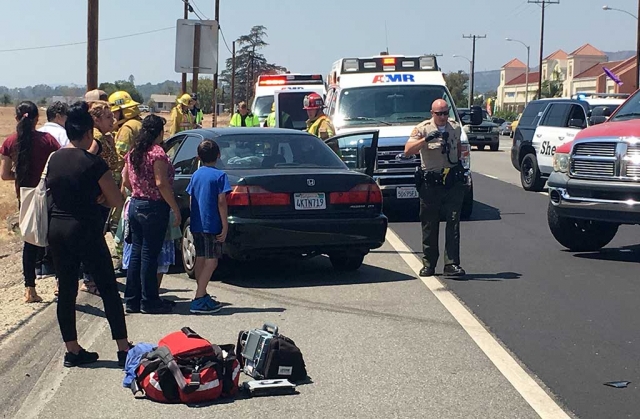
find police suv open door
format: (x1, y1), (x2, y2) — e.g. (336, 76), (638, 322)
(324, 131), (379, 177)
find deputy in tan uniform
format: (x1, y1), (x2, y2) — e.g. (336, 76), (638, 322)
(404, 99), (466, 277)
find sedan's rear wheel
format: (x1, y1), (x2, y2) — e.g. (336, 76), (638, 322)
(181, 218), (196, 279)
(329, 253), (365, 271)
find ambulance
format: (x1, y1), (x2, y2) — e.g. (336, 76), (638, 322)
(323, 54), (479, 218)
(251, 73), (326, 125)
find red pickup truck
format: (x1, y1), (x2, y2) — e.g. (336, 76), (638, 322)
(546, 91), (640, 251)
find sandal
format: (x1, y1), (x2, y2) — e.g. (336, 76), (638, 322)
(80, 281), (100, 296)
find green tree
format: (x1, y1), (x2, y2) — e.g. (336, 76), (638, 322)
(220, 25), (287, 108)
(1, 93), (11, 106)
(444, 71), (469, 108)
(537, 69), (563, 99)
(99, 80), (144, 104)
(38, 97), (48, 106)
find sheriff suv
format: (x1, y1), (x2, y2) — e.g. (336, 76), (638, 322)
(546, 90), (640, 251)
(511, 95), (626, 191)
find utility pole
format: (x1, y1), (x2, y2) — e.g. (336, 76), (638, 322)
(529, 0), (559, 99)
(181, 1), (189, 94)
(192, 23), (201, 95)
(231, 41), (236, 113)
(212, 0), (220, 126)
(87, 0), (99, 91)
(463, 34), (486, 107)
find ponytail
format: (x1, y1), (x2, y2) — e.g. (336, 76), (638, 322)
(14, 101), (38, 187)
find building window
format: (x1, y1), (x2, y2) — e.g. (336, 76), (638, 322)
(569, 65), (572, 77)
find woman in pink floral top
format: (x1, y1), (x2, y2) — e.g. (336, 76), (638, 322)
(121, 115), (181, 314)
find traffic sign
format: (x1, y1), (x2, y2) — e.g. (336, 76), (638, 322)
(174, 19), (219, 74)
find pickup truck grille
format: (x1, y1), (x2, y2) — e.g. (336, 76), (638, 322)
(376, 146), (421, 171)
(570, 139), (640, 180)
(470, 126), (491, 133)
(573, 142), (616, 157)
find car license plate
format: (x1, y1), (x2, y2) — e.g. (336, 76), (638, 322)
(477, 135), (485, 140)
(396, 187), (418, 199)
(294, 193), (326, 210)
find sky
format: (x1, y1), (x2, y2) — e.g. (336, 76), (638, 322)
(0, 0), (638, 88)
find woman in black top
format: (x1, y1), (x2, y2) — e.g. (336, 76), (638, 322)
(46, 102), (131, 368)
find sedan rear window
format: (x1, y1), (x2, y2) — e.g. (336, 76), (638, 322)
(214, 134), (347, 170)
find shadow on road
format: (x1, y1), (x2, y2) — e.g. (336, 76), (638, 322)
(571, 244), (640, 263)
(220, 256), (415, 289)
(444, 271), (523, 282)
(464, 201), (502, 222)
(385, 200), (503, 223)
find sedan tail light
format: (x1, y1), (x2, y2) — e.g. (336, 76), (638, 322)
(227, 185), (291, 206)
(329, 184), (382, 205)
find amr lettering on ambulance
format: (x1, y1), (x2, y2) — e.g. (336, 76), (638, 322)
(324, 54), (475, 218)
(252, 74), (326, 125)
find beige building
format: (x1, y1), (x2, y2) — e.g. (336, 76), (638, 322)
(149, 94), (177, 112)
(496, 44), (637, 112)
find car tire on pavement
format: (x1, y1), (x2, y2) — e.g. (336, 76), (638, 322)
(181, 218), (196, 279)
(547, 203), (619, 251)
(329, 253), (365, 271)
(490, 142), (499, 151)
(520, 153), (546, 192)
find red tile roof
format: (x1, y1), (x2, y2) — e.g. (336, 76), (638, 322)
(502, 58), (527, 69)
(505, 71), (540, 86)
(574, 60), (623, 79)
(570, 43), (606, 57)
(544, 50), (569, 61)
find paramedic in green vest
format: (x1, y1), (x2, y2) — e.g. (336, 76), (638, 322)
(229, 101), (260, 127)
(190, 93), (204, 127)
(264, 102), (293, 129)
(304, 93), (340, 156)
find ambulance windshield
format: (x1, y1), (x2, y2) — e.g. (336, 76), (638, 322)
(335, 85), (456, 127)
(253, 96), (274, 118)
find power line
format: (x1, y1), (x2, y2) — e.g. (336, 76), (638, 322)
(190, 0), (210, 20)
(219, 27), (233, 55)
(180, 0), (204, 20)
(0, 26), (175, 53)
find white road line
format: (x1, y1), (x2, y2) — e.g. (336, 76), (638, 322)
(385, 229), (571, 419)
(483, 174), (499, 180)
(538, 191), (548, 196)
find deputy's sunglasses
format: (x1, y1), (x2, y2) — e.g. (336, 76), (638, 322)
(432, 110), (449, 116)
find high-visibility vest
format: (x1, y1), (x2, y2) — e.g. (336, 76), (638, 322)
(266, 112), (276, 127)
(230, 113), (260, 127)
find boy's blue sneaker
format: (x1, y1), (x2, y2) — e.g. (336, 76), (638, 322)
(190, 294), (222, 314)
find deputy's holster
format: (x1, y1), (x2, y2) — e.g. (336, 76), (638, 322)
(417, 164), (467, 190)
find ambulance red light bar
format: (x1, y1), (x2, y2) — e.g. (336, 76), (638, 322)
(258, 74), (323, 86)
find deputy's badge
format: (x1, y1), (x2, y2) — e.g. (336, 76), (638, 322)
(410, 127), (423, 139)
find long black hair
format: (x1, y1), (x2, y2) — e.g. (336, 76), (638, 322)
(14, 101), (39, 187)
(129, 114), (166, 172)
(65, 101), (94, 142)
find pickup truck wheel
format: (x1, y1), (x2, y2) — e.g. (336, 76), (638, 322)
(490, 142), (499, 151)
(330, 253), (365, 271)
(520, 153), (546, 191)
(547, 203), (619, 251)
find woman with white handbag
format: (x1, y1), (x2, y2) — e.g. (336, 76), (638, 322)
(0, 101), (60, 303)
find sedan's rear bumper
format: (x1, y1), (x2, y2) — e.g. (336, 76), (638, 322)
(224, 215), (388, 257)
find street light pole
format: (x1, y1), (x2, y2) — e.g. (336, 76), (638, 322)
(453, 54), (473, 107)
(506, 38), (531, 106)
(602, 4), (639, 89)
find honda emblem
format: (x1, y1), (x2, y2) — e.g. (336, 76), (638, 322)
(307, 179), (315, 186)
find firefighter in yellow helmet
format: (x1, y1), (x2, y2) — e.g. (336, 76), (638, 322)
(169, 93), (196, 136)
(109, 91), (143, 159)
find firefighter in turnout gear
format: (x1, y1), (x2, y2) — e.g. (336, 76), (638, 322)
(304, 93), (334, 140)
(404, 99), (466, 278)
(109, 90), (143, 160)
(169, 93), (196, 135)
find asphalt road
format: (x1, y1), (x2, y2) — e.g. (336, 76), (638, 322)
(0, 242), (538, 418)
(391, 143), (640, 419)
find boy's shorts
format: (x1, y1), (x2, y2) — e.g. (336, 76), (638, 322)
(193, 232), (223, 259)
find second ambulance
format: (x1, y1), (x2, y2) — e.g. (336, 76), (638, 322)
(324, 54), (475, 218)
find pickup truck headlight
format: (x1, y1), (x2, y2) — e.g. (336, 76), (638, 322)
(491, 126), (499, 133)
(553, 153), (570, 173)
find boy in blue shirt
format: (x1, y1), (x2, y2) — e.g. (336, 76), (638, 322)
(186, 140), (231, 314)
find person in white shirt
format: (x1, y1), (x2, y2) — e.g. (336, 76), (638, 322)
(38, 102), (70, 147)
